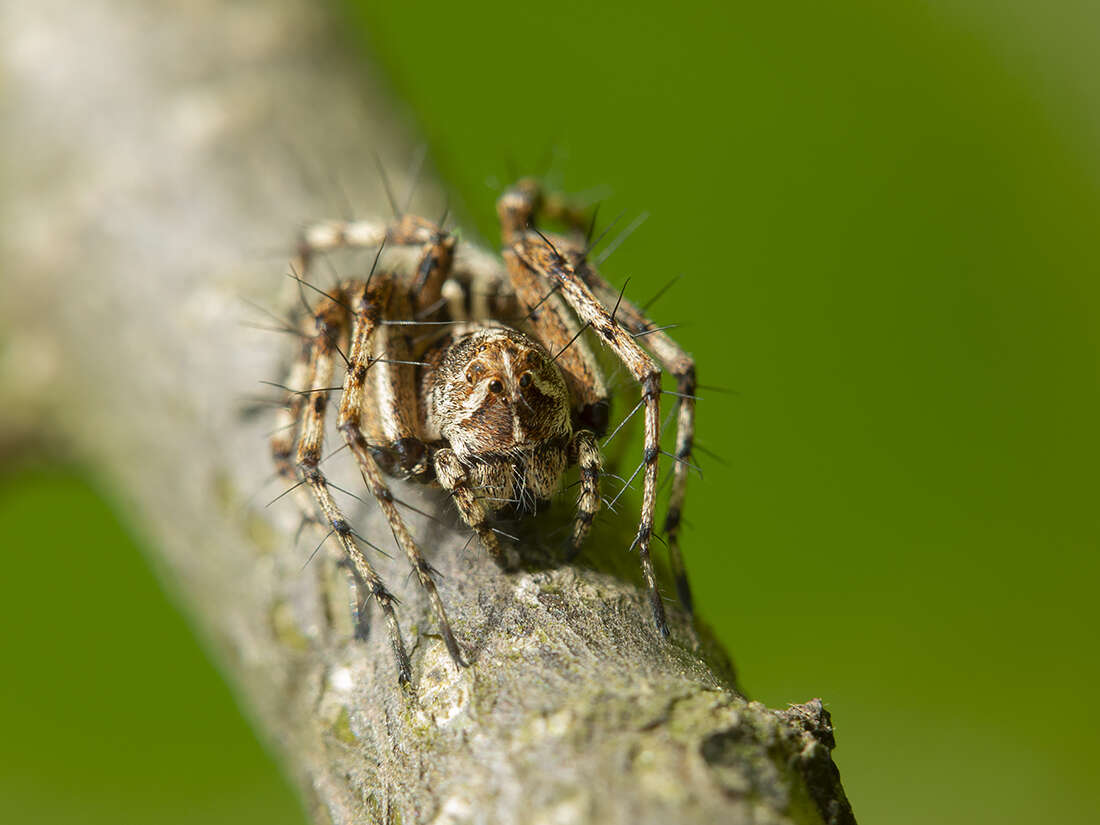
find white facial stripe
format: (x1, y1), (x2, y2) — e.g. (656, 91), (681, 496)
(503, 349), (519, 385)
(462, 382), (492, 416)
(508, 350), (526, 442)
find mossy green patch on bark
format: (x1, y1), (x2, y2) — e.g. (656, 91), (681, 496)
(331, 706), (358, 745)
(271, 600), (311, 652)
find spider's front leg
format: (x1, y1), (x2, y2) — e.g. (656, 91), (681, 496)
(337, 276), (466, 671)
(504, 239), (610, 433)
(502, 179), (701, 632)
(503, 240), (669, 637)
(576, 266), (698, 620)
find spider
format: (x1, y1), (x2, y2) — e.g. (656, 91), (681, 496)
(269, 179), (698, 684)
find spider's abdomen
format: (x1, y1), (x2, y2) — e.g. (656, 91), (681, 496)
(423, 324), (572, 463)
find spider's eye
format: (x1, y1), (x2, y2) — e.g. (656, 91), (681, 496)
(519, 372), (533, 388)
(525, 351), (540, 367)
(489, 379), (504, 393)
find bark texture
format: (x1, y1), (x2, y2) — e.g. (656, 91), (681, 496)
(0, 1), (857, 823)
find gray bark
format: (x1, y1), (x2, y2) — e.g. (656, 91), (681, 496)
(0, 1), (856, 823)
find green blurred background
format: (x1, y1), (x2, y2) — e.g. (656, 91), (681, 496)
(3, 0), (1098, 823)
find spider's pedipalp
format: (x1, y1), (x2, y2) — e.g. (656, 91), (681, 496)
(567, 429), (602, 558)
(433, 448), (503, 561)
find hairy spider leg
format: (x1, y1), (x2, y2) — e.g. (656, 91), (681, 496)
(271, 335), (313, 482)
(294, 297), (414, 683)
(276, 211), (469, 680)
(500, 179), (699, 629)
(337, 278), (466, 671)
(503, 228), (669, 638)
(504, 247), (608, 423)
(573, 259), (697, 621)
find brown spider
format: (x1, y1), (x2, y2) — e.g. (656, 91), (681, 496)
(270, 179), (697, 684)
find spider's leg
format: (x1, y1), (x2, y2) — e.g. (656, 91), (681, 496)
(296, 296), (413, 684)
(337, 277), (466, 671)
(432, 448), (504, 562)
(503, 234), (668, 638)
(497, 178), (542, 246)
(566, 430), (602, 558)
(496, 177), (592, 245)
(293, 214), (453, 315)
(576, 264), (697, 622)
(359, 286), (430, 481)
(293, 219), (387, 276)
(270, 335), (312, 482)
(504, 245), (608, 422)
(385, 215), (455, 314)
(268, 316), (346, 633)
(336, 558), (371, 641)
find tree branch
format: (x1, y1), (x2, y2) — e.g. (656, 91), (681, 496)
(0, 1), (856, 823)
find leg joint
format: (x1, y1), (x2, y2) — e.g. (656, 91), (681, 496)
(676, 435), (694, 460)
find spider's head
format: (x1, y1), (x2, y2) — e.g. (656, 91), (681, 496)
(429, 327), (572, 459)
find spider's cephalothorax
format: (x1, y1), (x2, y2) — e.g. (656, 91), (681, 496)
(423, 325), (574, 511)
(270, 180), (697, 684)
